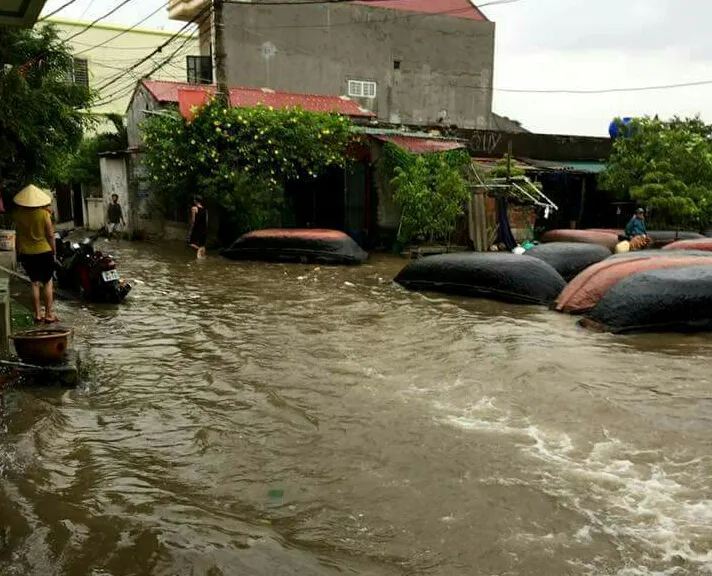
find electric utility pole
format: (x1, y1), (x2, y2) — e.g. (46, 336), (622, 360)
(212, 0), (228, 102)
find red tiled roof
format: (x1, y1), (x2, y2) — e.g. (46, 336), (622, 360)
(352, 0), (487, 22)
(372, 134), (466, 153)
(141, 80), (375, 118)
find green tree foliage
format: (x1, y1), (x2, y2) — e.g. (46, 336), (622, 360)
(600, 116), (712, 230)
(379, 143), (470, 244)
(59, 114), (128, 189)
(0, 24), (93, 198)
(141, 99), (353, 235)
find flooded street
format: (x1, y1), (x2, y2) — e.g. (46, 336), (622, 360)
(2, 241), (712, 576)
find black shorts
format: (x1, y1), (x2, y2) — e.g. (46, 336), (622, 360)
(189, 230), (207, 248)
(20, 252), (55, 284)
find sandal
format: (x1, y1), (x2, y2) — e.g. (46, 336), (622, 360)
(33, 316), (44, 324)
(43, 315), (60, 324)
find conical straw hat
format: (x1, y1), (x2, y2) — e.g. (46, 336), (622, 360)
(14, 185), (52, 208)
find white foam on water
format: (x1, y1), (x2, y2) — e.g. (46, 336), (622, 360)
(524, 429), (712, 571)
(0, 446), (18, 478)
(434, 397), (712, 575)
(438, 396), (524, 435)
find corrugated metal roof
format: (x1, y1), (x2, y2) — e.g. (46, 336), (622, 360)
(522, 158), (607, 174)
(352, 0), (488, 21)
(142, 80), (375, 118)
(372, 134), (465, 153)
(356, 126), (452, 139)
(472, 157), (536, 171)
(565, 161), (608, 174)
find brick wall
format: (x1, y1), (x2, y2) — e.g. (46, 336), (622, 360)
(483, 197), (535, 244)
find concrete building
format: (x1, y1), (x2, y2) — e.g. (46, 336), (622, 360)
(167, 0), (495, 129)
(46, 18), (200, 129)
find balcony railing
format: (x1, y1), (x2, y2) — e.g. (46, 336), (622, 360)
(168, 0), (209, 22)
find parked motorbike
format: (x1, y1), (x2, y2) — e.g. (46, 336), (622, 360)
(54, 228), (131, 303)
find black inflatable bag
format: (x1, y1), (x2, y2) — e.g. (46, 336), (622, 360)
(524, 242), (611, 282)
(648, 230), (704, 247)
(221, 229), (368, 265)
(607, 249), (712, 261)
(394, 252), (566, 305)
(584, 265), (712, 333)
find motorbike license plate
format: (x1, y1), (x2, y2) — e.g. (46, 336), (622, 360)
(102, 270), (120, 282)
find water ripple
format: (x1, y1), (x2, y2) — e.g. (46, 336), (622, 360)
(2, 243), (712, 575)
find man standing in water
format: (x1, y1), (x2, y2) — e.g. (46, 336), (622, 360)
(106, 194), (125, 239)
(188, 196), (208, 259)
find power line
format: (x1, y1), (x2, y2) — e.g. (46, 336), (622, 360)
(39, 0), (81, 20)
(78, 0), (97, 20)
(74, 1), (171, 56)
(478, 0), (525, 6)
(92, 7), (212, 105)
(70, 39), (195, 51)
(496, 78), (712, 95)
(93, 3), (211, 93)
(63, 0), (138, 43)
(91, 41), (195, 94)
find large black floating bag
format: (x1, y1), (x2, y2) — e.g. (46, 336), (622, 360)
(394, 252), (566, 305)
(524, 242), (611, 282)
(583, 265), (712, 334)
(607, 249), (712, 261)
(647, 230), (704, 247)
(221, 229), (368, 265)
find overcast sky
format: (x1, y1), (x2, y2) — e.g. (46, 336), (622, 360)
(40, 0), (712, 136)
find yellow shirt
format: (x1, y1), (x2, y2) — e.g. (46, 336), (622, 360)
(15, 208), (52, 255)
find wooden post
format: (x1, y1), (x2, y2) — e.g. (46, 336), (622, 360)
(506, 140), (513, 183)
(471, 190), (487, 252)
(0, 277), (10, 357)
(467, 187), (476, 249)
(578, 177), (587, 226)
(478, 192), (488, 250)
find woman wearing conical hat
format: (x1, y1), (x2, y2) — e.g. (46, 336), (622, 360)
(13, 185), (58, 323)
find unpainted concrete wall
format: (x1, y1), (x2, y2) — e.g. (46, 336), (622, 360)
(85, 198), (105, 231)
(222, 3), (495, 129)
(127, 85), (160, 149)
(99, 156), (131, 232)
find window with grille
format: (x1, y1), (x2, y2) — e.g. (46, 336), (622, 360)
(187, 55), (213, 85)
(347, 79), (377, 99)
(66, 58), (89, 87)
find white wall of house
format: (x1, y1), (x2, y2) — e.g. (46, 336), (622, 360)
(48, 18), (199, 134)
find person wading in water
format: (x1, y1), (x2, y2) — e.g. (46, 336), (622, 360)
(107, 194), (126, 239)
(13, 185), (59, 323)
(188, 196), (208, 259)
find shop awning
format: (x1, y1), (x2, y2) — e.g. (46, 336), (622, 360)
(521, 158), (608, 174)
(1, 0), (48, 27)
(472, 157), (537, 172)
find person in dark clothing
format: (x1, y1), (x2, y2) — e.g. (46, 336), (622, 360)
(188, 196), (208, 259)
(107, 194), (126, 239)
(623, 207), (651, 251)
(625, 208), (648, 239)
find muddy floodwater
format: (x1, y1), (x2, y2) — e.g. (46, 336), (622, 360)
(2, 241), (712, 576)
